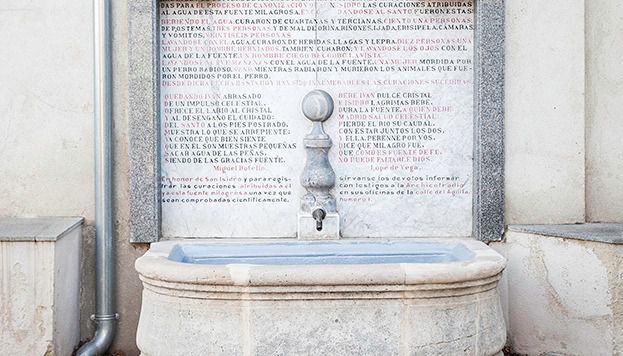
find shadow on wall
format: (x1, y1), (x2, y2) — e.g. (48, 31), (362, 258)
(77, 220), (149, 356)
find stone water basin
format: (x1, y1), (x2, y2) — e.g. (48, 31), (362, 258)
(135, 239), (506, 356)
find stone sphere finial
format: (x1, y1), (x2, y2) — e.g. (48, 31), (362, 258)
(302, 90), (334, 122)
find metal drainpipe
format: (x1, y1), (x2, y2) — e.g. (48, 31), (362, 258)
(77, 0), (118, 354)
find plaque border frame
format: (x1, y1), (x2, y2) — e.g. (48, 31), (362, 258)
(127, 0), (505, 243)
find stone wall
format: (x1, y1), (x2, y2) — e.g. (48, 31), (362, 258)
(0, 0), (622, 354)
(493, 230), (623, 355)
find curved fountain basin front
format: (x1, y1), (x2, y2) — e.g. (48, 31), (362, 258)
(136, 239), (506, 356)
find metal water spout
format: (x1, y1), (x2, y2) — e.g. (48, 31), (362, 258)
(312, 208), (326, 231)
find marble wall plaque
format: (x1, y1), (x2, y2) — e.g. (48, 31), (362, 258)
(159, 0), (474, 238)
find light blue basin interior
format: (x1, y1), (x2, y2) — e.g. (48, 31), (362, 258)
(168, 241), (474, 265)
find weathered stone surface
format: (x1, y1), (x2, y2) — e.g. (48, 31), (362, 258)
(137, 293), (244, 355)
(0, 217), (83, 356)
(0, 216), (83, 241)
(508, 223), (623, 244)
(297, 213), (340, 240)
(492, 229), (623, 356)
(136, 238), (506, 355)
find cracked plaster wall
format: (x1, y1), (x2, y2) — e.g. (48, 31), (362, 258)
(492, 232), (623, 355)
(496, 1), (623, 354)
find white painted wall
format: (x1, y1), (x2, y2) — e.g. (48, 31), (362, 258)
(504, 0), (586, 224)
(493, 232), (623, 356)
(0, 0), (94, 219)
(586, 0), (623, 222)
(496, 2), (623, 352)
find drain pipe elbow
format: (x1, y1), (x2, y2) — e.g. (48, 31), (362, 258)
(76, 319), (116, 356)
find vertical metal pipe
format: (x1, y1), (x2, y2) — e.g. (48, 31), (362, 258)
(77, 0), (117, 354)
